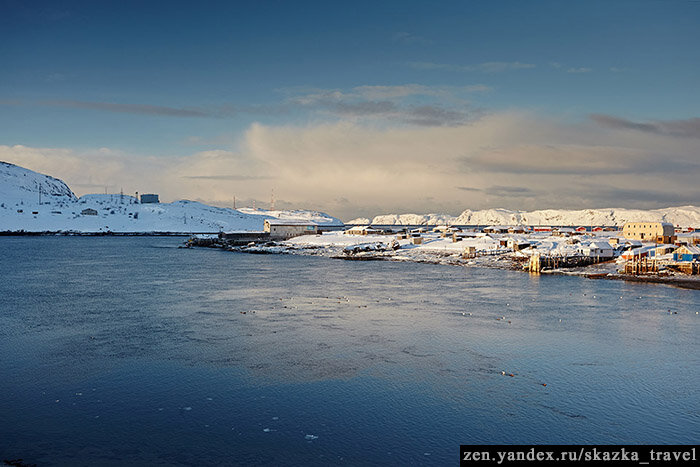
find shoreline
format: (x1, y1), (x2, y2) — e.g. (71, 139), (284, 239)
(586, 272), (700, 290)
(3, 233), (698, 290)
(0, 231), (205, 237)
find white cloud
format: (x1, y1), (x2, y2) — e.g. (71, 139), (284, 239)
(2, 110), (699, 220)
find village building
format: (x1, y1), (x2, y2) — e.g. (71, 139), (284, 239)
(452, 231), (478, 242)
(507, 238), (531, 251)
(620, 245), (654, 260)
(345, 226), (382, 236)
(675, 233), (700, 246)
(655, 244), (677, 257)
(673, 245), (700, 262)
(622, 222), (674, 241)
(140, 193), (159, 204)
(264, 219), (319, 239)
(483, 225), (509, 234)
(462, 246), (476, 258)
(580, 241), (614, 258)
(553, 227), (574, 237)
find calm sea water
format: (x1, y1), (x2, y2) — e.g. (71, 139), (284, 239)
(0, 237), (698, 465)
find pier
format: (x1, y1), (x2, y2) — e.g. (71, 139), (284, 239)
(527, 253), (610, 272)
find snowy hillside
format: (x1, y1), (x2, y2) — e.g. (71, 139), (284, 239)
(0, 162), (343, 233)
(366, 206), (700, 227)
(454, 206), (700, 227)
(0, 161), (76, 204)
(368, 213), (457, 226)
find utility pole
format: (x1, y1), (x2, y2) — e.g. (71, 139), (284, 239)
(233, 196), (236, 210)
(270, 189), (275, 210)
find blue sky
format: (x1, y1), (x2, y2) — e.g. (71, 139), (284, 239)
(1, 0), (699, 219)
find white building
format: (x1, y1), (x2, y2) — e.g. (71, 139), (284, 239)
(622, 222), (674, 241)
(581, 241), (614, 258)
(264, 219), (319, 239)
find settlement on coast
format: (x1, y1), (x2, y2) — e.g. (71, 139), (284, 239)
(188, 220), (700, 288)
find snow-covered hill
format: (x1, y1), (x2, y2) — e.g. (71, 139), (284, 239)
(365, 206), (700, 227)
(453, 206), (700, 227)
(1, 161), (76, 204)
(0, 162), (343, 233)
(367, 213), (458, 226)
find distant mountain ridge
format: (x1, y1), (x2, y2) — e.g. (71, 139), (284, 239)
(354, 206), (700, 227)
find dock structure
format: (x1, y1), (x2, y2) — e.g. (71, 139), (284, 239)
(623, 258), (659, 274)
(220, 232), (271, 245)
(527, 253), (610, 272)
(669, 262), (700, 275)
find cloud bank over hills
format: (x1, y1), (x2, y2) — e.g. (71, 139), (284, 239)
(2, 109), (699, 221)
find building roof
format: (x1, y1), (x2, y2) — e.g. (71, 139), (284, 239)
(265, 218), (320, 226)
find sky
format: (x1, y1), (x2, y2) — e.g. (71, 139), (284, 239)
(1, 0), (699, 221)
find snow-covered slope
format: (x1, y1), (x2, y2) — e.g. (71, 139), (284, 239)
(367, 206), (700, 227)
(369, 213), (457, 226)
(0, 161), (343, 233)
(0, 161), (76, 204)
(454, 206), (700, 227)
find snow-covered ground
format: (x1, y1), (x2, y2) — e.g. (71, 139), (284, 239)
(353, 206), (700, 228)
(240, 230), (619, 271)
(238, 229), (693, 278)
(0, 161), (342, 233)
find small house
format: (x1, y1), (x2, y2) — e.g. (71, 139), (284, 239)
(673, 245), (700, 262)
(345, 226), (381, 236)
(553, 227), (574, 237)
(81, 208), (98, 216)
(532, 226), (552, 233)
(620, 246), (652, 260)
(140, 193), (160, 204)
(575, 226), (588, 232)
(452, 231), (477, 243)
(581, 241), (614, 258)
(655, 245), (676, 257)
(508, 240), (531, 251)
(483, 225), (509, 234)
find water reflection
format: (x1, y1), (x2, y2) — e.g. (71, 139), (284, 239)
(0, 237), (698, 465)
